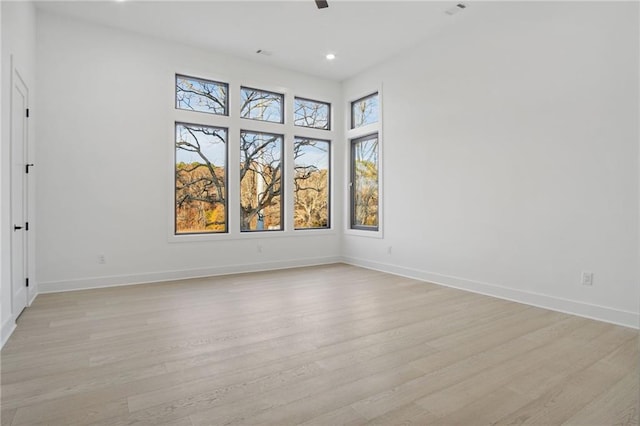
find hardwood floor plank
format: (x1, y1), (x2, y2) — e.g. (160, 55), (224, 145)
(495, 336), (639, 425)
(0, 263), (636, 426)
(413, 322), (628, 418)
(0, 409), (16, 426)
(363, 402), (438, 425)
(300, 405), (366, 426)
(562, 367), (640, 426)
(234, 365), (424, 425)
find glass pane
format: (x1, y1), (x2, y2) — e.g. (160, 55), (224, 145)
(240, 131), (283, 231)
(351, 134), (378, 229)
(294, 98), (330, 130)
(175, 123), (227, 234)
(351, 93), (379, 129)
(240, 87), (284, 123)
(294, 138), (330, 229)
(176, 75), (228, 115)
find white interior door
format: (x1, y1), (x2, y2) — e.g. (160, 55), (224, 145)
(11, 67), (29, 319)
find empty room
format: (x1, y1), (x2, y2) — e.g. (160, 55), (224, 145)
(1, 0), (638, 425)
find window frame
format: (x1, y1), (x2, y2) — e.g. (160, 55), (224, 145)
(174, 121), (229, 235)
(294, 96), (332, 131)
(345, 88), (383, 238)
(240, 86), (285, 124)
(293, 136), (331, 230)
(175, 74), (229, 116)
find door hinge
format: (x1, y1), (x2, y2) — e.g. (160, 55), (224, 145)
(25, 222), (29, 231)
(26, 108), (30, 118)
(25, 163), (34, 174)
(25, 278), (29, 287)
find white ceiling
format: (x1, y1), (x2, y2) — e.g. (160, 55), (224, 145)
(35, 0), (475, 81)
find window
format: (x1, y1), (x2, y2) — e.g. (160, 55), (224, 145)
(173, 73), (333, 237)
(294, 137), (330, 229)
(350, 133), (379, 230)
(176, 75), (228, 115)
(351, 92), (379, 129)
(240, 87), (284, 123)
(175, 123), (228, 234)
(240, 131), (284, 231)
(294, 97), (330, 130)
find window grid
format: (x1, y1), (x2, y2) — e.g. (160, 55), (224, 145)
(173, 74), (333, 236)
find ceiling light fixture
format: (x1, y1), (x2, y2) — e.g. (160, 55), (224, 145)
(325, 53), (336, 61)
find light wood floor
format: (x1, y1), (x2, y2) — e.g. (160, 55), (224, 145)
(1, 263), (638, 425)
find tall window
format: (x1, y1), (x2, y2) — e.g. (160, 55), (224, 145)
(240, 131), (283, 231)
(350, 134), (379, 230)
(349, 91), (380, 232)
(240, 87), (284, 123)
(175, 123), (228, 234)
(294, 137), (330, 229)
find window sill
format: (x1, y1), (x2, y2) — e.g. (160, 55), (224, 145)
(343, 227), (384, 239)
(168, 228), (337, 243)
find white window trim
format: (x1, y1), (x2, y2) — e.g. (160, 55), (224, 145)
(344, 86), (384, 239)
(168, 72), (337, 243)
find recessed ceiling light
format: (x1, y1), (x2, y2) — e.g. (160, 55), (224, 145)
(325, 53), (336, 61)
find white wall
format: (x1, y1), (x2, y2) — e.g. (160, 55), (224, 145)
(25, 2), (640, 332)
(35, 11), (343, 292)
(1, 1), (37, 346)
(342, 1), (639, 328)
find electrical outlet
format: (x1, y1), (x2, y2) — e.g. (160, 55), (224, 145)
(387, 246), (392, 255)
(98, 254), (106, 264)
(581, 271), (593, 286)
(257, 244), (263, 253)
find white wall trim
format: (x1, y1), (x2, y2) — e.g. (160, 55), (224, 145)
(28, 289), (37, 306)
(342, 256), (640, 330)
(2, 290), (39, 349)
(38, 255), (341, 294)
(37, 256), (639, 330)
(1, 317), (16, 348)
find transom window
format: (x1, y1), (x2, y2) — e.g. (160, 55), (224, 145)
(351, 92), (379, 129)
(294, 97), (330, 130)
(240, 87), (284, 123)
(176, 74), (228, 115)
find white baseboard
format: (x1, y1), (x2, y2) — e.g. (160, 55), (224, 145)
(33, 254), (640, 330)
(28, 290), (37, 306)
(342, 256), (640, 330)
(1, 317), (16, 349)
(39, 255), (342, 294)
